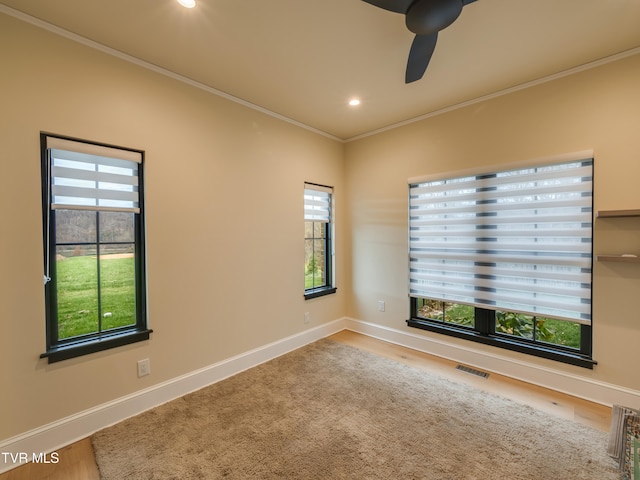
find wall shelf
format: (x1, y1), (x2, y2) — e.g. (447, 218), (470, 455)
(596, 209), (640, 262)
(596, 209), (640, 218)
(596, 255), (640, 263)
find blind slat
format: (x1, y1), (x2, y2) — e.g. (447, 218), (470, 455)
(52, 165), (139, 186)
(410, 262), (587, 283)
(51, 185), (139, 203)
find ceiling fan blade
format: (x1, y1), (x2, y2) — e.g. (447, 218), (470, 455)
(462, 0), (477, 5)
(361, 0), (414, 14)
(405, 32), (438, 83)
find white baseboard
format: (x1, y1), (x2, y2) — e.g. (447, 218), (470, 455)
(0, 318), (349, 474)
(344, 317), (640, 410)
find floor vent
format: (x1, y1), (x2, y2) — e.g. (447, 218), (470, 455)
(455, 364), (489, 379)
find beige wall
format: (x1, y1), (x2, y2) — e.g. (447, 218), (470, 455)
(345, 53), (640, 390)
(0, 14), (345, 440)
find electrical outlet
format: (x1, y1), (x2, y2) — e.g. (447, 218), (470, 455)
(378, 300), (385, 312)
(137, 358), (150, 377)
(304, 312), (311, 324)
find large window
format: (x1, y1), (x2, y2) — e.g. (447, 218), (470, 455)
(304, 183), (336, 299)
(41, 133), (150, 363)
(407, 156), (594, 368)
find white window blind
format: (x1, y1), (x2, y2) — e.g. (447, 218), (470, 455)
(408, 158), (593, 324)
(45, 136), (141, 213)
(304, 183), (332, 222)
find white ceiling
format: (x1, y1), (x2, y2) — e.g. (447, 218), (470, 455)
(2, 0), (640, 140)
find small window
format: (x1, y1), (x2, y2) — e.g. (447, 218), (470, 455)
(407, 157), (594, 368)
(40, 133), (151, 363)
(304, 183), (336, 299)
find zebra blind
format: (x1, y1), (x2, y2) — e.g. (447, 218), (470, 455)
(408, 158), (593, 324)
(45, 136), (141, 213)
(304, 183), (332, 223)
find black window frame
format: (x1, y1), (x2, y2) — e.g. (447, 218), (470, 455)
(304, 183), (336, 300)
(40, 133), (151, 363)
(408, 300), (594, 368)
(406, 157), (595, 369)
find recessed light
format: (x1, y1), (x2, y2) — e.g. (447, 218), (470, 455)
(178, 0), (196, 8)
(348, 99), (361, 107)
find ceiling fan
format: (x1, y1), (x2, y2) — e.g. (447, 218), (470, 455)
(362, 0), (477, 83)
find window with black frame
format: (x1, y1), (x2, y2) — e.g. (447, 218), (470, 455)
(407, 156), (594, 368)
(304, 183), (336, 299)
(41, 133), (151, 363)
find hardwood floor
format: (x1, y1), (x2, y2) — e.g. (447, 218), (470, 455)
(1, 330), (611, 480)
(0, 437), (99, 480)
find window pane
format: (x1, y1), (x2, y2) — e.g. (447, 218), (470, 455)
(100, 246), (136, 331)
(55, 209), (96, 244)
(444, 302), (474, 327)
(313, 221), (326, 239)
(495, 311), (534, 339)
(313, 239), (326, 286)
(536, 317), (581, 349)
(417, 298), (444, 321)
(495, 312), (581, 349)
(55, 246), (99, 339)
(304, 221), (314, 238)
(416, 299), (474, 327)
(305, 239), (314, 288)
(99, 211), (135, 243)
(305, 221), (328, 290)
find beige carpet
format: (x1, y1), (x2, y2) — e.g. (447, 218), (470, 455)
(92, 339), (620, 479)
